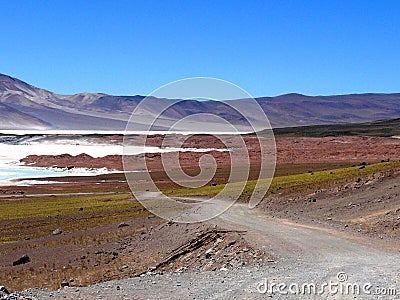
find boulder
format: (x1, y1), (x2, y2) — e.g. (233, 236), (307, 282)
(0, 286), (10, 296)
(12, 254), (30, 266)
(118, 222), (129, 228)
(60, 279), (69, 288)
(52, 229), (62, 235)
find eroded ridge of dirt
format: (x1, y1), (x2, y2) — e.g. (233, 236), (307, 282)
(20, 136), (400, 171)
(149, 228), (268, 274)
(21, 153), (123, 170)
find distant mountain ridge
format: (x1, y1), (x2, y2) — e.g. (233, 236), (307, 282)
(1, 73), (400, 130)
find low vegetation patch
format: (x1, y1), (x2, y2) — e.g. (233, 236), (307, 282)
(163, 161), (400, 201)
(0, 194), (149, 244)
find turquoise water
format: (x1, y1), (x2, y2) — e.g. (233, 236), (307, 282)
(0, 167), (67, 182)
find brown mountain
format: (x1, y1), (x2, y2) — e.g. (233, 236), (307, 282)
(0, 73), (399, 130)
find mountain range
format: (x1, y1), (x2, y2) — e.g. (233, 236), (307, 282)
(1, 73), (400, 130)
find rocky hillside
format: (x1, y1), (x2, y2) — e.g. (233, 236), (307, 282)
(1, 73), (400, 130)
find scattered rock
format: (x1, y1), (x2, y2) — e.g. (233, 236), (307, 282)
(61, 279), (69, 288)
(175, 267), (187, 273)
(120, 265), (129, 271)
(13, 254), (30, 266)
(52, 229), (62, 235)
(118, 222), (130, 228)
(0, 286), (9, 296)
(205, 248), (214, 255)
(227, 240), (236, 247)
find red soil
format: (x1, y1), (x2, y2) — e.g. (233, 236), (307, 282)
(20, 136), (400, 171)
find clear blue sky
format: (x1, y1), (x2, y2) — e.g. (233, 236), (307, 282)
(1, 1), (400, 97)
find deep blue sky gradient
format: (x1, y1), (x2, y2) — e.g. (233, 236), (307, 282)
(1, 1), (400, 97)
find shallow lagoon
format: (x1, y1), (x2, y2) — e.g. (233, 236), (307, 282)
(0, 166), (108, 183)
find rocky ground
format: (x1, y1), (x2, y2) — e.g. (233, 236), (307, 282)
(0, 206), (265, 291)
(259, 165), (400, 238)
